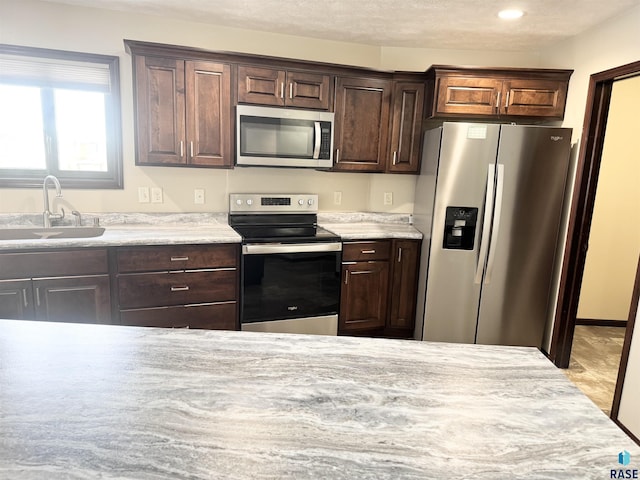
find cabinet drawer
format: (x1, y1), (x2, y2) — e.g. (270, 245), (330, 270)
(0, 249), (108, 280)
(116, 244), (238, 273)
(120, 301), (237, 330)
(118, 269), (237, 309)
(342, 241), (390, 261)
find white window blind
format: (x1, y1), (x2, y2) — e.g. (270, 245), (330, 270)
(0, 53), (112, 92)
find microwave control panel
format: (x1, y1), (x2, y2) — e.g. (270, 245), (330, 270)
(319, 122), (332, 159)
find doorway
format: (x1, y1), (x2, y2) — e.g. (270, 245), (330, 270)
(551, 60), (640, 370)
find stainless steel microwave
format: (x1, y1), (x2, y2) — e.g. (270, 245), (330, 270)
(236, 105), (334, 168)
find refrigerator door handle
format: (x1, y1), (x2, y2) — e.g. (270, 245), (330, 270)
(474, 164), (496, 284)
(484, 163), (505, 284)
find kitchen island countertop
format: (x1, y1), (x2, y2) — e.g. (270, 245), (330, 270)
(0, 319), (637, 479)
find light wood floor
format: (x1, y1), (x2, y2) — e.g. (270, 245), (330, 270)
(562, 325), (626, 416)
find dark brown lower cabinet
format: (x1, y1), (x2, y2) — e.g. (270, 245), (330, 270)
(387, 240), (420, 336)
(120, 302), (236, 330)
(339, 261), (390, 332)
(115, 244), (240, 330)
(0, 279), (34, 320)
(339, 239), (421, 338)
(0, 249), (111, 324)
(33, 275), (111, 324)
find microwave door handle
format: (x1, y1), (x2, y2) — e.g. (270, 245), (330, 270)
(313, 121), (321, 159)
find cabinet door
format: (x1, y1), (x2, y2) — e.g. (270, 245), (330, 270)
(0, 279), (34, 320)
(134, 56), (186, 165)
(339, 261), (389, 332)
(434, 76), (501, 116)
(387, 240), (420, 335)
(501, 79), (568, 118)
(286, 71), (331, 110)
(237, 65), (286, 106)
(333, 77), (391, 172)
(185, 61), (232, 167)
(33, 275), (111, 324)
(388, 82), (425, 173)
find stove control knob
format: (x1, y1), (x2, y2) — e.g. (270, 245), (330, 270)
(246, 199), (253, 206)
(298, 199), (304, 206)
(235, 199), (242, 206)
(308, 198), (314, 206)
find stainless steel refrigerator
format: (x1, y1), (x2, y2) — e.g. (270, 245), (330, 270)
(413, 122), (572, 347)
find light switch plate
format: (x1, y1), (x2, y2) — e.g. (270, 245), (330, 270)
(138, 187), (150, 203)
(384, 192), (393, 205)
(333, 191), (342, 205)
(151, 187), (163, 203)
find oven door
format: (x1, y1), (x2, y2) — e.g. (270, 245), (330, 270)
(240, 242), (342, 335)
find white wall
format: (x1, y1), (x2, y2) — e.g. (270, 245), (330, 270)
(0, 0), (541, 215)
(539, 3), (640, 352)
(618, 306), (640, 440)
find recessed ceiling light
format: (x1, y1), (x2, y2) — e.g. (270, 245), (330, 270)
(498, 9), (524, 20)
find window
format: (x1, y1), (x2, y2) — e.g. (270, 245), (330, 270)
(0, 44), (123, 188)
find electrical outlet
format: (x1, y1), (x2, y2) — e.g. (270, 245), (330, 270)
(333, 191), (342, 205)
(138, 187), (150, 203)
(384, 192), (393, 205)
(194, 189), (205, 204)
(151, 187), (163, 203)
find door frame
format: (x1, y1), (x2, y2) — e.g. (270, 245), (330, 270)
(550, 60), (640, 368)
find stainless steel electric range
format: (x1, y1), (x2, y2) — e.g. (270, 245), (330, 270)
(229, 194), (342, 335)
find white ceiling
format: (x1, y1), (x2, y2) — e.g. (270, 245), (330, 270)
(40, 0), (640, 51)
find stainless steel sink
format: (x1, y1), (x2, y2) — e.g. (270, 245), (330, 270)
(0, 227), (105, 240)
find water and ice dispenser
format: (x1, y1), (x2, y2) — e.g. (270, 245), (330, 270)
(443, 207), (478, 250)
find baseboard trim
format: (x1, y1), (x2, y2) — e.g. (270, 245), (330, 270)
(575, 318), (627, 328)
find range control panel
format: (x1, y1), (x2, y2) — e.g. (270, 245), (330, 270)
(230, 194), (318, 214)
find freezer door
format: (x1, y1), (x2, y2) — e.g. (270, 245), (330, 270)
(422, 123), (501, 343)
(475, 125), (572, 346)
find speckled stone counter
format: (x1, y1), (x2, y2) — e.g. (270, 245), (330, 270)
(318, 213), (423, 240)
(0, 213), (241, 250)
(0, 212), (422, 250)
(1, 320), (637, 479)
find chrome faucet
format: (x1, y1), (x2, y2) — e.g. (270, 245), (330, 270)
(42, 175), (64, 228)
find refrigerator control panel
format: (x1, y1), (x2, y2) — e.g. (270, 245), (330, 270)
(443, 207), (478, 250)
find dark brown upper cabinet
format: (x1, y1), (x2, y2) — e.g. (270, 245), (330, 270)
(333, 77), (425, 174)
(388, 81), (425, 174)
(237, 65), (332, 110)
(132, 55), (232, 168)
(333, 76), (392, 172)
(425, 66), (572, 120)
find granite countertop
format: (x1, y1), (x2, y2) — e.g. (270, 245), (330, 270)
(1, 319), (637, 479)
(0, 212), (423, 250)
(319, 212), (424, 240)
(0, 213), (241, 250)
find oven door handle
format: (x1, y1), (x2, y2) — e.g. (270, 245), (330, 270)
(243, 242), (342, 255)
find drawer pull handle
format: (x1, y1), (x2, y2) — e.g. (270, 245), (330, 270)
(171, 286), (190, 292)
(170, 256), (189, 262)
(361, 249), (376, 254)
(22, 289), (29, 308)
